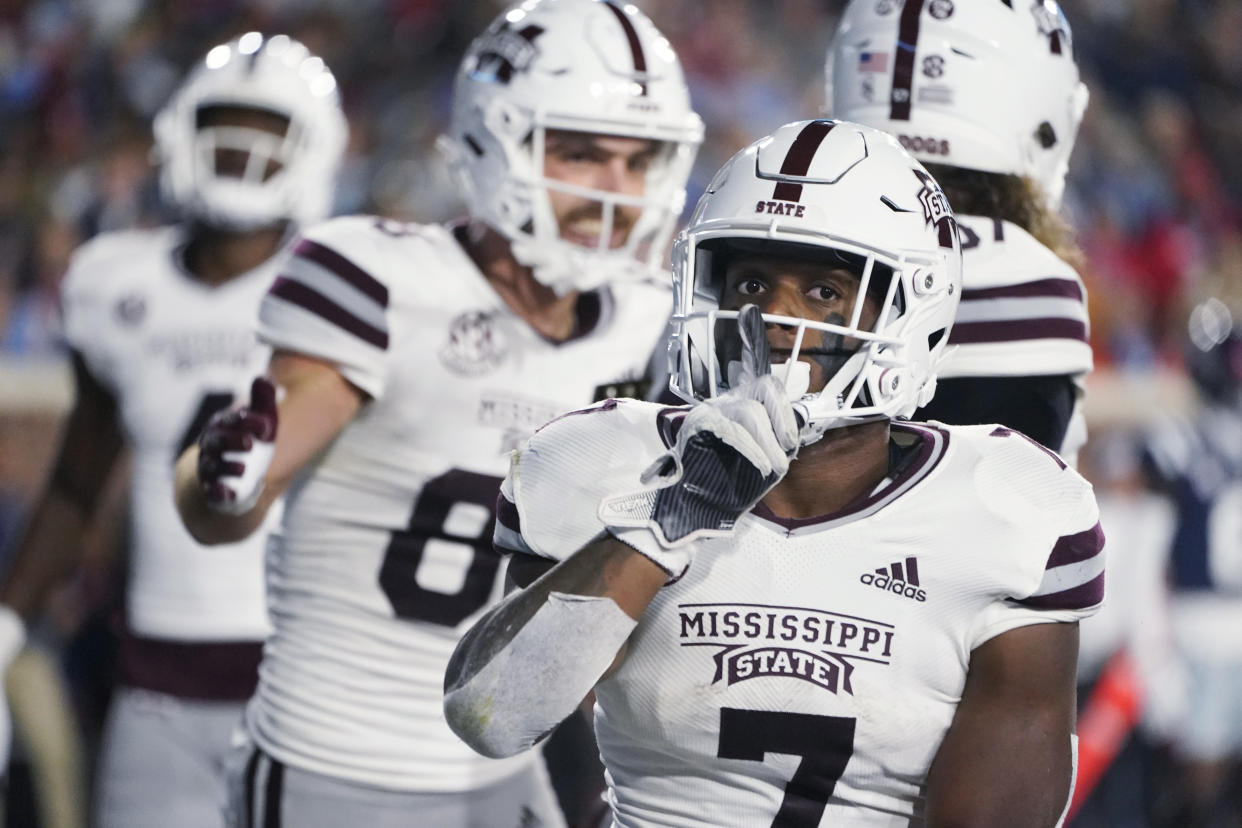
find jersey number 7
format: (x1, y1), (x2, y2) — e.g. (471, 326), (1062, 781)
(718, 707), (856, 827)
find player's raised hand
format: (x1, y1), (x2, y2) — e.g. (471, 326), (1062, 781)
(603, 306), (800, 576)
(732, 304), (800, 456)
(197, 378), (278, 515)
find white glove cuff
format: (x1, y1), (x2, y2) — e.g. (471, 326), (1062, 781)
(608, 526), (693, 583)
(212, 441), (275, 515)
(0, 604), (27, 669)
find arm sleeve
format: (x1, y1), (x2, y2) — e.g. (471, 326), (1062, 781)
(916, 374), (1077, 453)
(258, 219), (393, 399)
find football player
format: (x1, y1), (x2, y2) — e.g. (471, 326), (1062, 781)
(0, 33), (347, 828)
(445, 119), (1105, 827)
(172, 1), (702, 825)
(826, 0), (1093, 460)
(1142, 299), (1242, 825)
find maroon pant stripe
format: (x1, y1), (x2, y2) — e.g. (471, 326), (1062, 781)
(263, 755), (284, 828)
(242, 749), (260, 828)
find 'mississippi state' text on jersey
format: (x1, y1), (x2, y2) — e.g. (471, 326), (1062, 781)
(60, 226), (276, 645)
(249, 216), (672, 791)
(497, 399), (1105, 827)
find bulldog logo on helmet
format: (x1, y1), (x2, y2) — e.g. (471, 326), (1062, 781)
(471, 23), (546, 84)
(913, 169), (957, 249)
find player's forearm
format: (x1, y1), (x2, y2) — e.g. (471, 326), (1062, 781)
(173, 445), (273, 545)
(444, 535), (664, 758)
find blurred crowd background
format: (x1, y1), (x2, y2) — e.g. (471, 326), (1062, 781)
(0, 1), (1239, 827)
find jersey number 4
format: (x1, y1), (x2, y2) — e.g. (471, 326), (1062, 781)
(379, 470), (505, 627)
(718, 707), (856, 827)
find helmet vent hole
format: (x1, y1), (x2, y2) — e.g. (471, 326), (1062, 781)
(1036, 122), (1058, 149)
(464, 134), (484, 157)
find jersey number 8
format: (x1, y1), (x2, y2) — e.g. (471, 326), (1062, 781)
(379, 469), (505, 627)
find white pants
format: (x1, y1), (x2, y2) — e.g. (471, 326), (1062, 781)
(228, 743), (567, 828)
(94, 687), (247, 828)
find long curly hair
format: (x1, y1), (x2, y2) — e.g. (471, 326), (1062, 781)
(922, 163), (1085, 271)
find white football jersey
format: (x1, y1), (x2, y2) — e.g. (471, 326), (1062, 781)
(249, 216), (672, 791)
(59, 226), (277, 641)
(943, 216), (1092, 460)
(943, 216), (1091, 381)
(498, 400), (1105, 827)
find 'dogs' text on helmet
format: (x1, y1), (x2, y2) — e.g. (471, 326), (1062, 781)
(442, 0), (704, 295)
(667, 119), (963, 445)
(826, 0), (1088, 207)
(154, 32), (348, 231)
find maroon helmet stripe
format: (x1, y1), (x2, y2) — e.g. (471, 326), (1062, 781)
(772, 120), (835, 202)
(601, 1), (648, 95)
(889, 0), (928, 121)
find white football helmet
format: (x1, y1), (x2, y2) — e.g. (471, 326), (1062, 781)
(667, 119), (963, 444)
(154, 32), (348, 230)
(442, 0), (704, 295)
(826, 0), (1088, 207)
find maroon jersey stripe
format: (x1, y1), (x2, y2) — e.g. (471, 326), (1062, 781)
(602, 1), (648, 95)
(293, 238), (389, 307)
(948, 317), (1088, 345)
(960, 278), (1084, 302)
(889, 0), (927, 121)
(772, 120), (835, 202)
(1047, 522), (1105, 569)
(269, 276), (389, 349)
(1017, 571), (1104, 611)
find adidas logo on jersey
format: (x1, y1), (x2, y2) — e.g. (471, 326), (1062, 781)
(859, 557), (927, 602)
